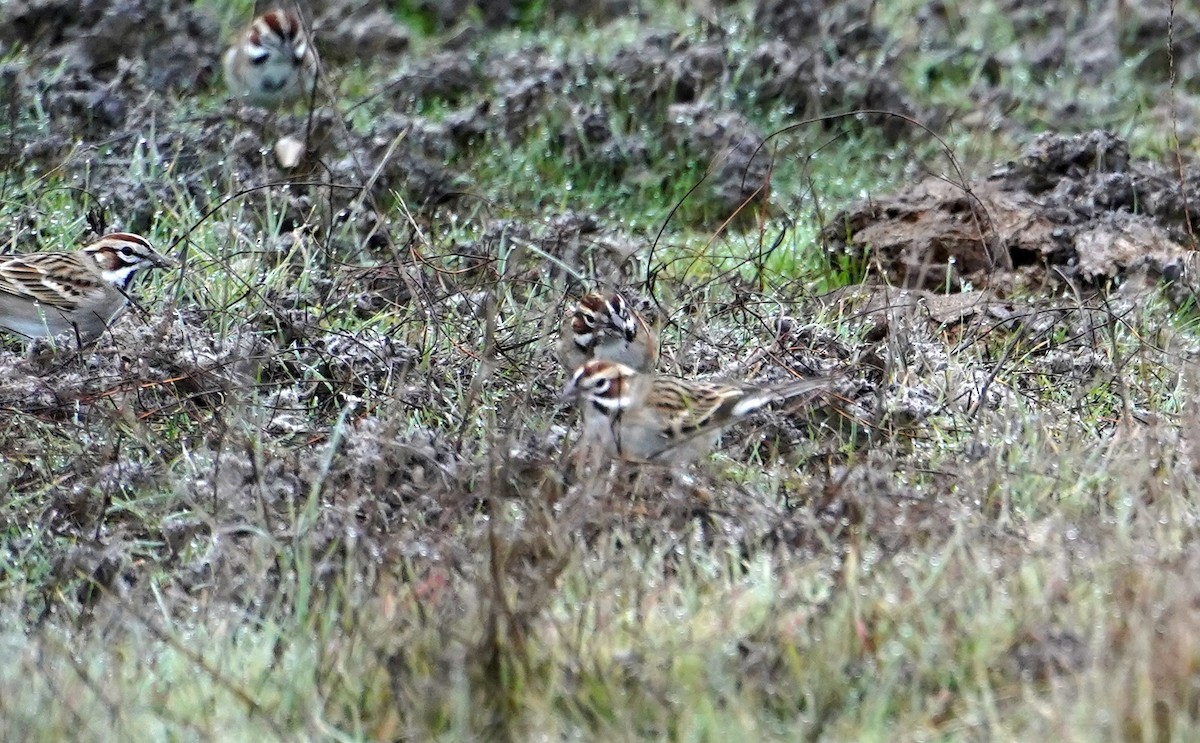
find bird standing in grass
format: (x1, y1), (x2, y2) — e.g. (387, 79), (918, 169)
(0, 233), (174, 342)
(222, 9), (318, 107)
(561, 359), (839, 464)
(557, 292), (661, 373)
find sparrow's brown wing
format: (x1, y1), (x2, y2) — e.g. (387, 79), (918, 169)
(648, 380), (747, 438)
(0, 253), (105, 309)
(659, 376), (839, 439)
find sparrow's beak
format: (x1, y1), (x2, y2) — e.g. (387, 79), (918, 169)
(153, 251), (178, 269)
(558, 379), (580, 405)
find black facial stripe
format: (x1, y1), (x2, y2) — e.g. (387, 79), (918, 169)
(588, 388), (624, 415)
(605, 299), (637, 340)
(105, 259), (142, 290)
(584, 374), (621, 406)
(573, 333), (594, 352)
(262, 77), (288, 92)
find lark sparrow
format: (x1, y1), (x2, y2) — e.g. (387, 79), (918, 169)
(0, 233), (174, 342)
(561, 359), (839, 464)
(557, 292), (660, 373)
(222, 9), (318, 107)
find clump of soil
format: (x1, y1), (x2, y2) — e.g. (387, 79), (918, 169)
(0, 0), (219, 94)
(821, 130), (1199, 292)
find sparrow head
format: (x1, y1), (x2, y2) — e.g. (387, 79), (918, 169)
(560, 359), (636, 413)
(570, 291), (640, 345)
(248, 10), (313, 71)
(569, 293), (608, 340)
(603, 293), (638, 341)
(84, 233), (174, 289)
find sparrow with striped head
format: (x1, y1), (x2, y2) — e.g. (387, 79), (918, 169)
(561, 359), (839, 464)
(222, 9), (318, 107)
(557, 292), (660, 373)
(0, 233), (174, 343)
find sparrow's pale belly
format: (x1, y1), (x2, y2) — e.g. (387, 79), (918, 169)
(0, 295), (125, 340)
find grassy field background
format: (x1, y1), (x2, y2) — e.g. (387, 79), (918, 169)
(2, 0), (1200, 739)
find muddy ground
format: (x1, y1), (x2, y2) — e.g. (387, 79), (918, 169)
(2, 0), (1200, 736)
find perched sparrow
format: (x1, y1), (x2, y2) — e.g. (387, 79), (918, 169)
(222, 9), (317, 107)
(557, 292), (660, 372)
(0, 233), (174, 342)
(561, 359), (838, 464)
